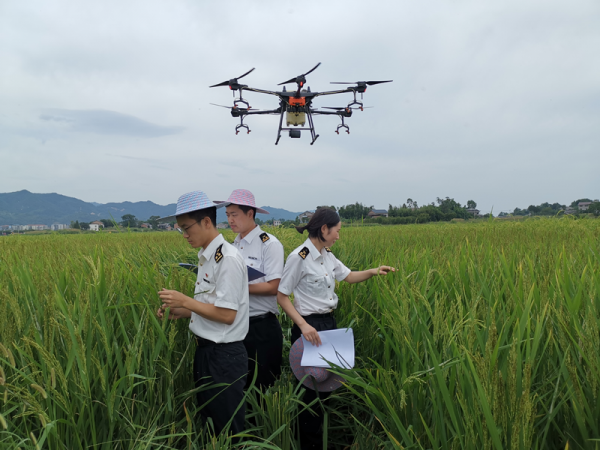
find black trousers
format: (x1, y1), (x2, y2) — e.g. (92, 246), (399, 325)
(291, 313), (337, 450)
(193, 339), (248, 436)
(243, 312), (283, 390)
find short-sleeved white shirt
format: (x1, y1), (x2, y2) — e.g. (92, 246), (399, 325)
(278, 238), (351, 316)
(232, 225), (284, 317)
(189, 233), (249, 343)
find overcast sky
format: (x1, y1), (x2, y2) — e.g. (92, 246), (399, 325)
(1, 0), (598, 214)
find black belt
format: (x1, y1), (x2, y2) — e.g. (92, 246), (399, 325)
(249, 312), (275, 323)
(305, 311), (335, 319)
(195, 336), (217, 347)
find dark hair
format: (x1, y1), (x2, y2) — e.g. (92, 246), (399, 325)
(185, 207), (217, 227)
(237, 204), (257, 220)
(295, 207), (340, 241)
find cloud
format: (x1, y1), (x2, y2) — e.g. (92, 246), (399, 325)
(39, 109), (184, 137)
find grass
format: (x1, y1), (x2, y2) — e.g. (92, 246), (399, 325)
(0, 217), (599, 449)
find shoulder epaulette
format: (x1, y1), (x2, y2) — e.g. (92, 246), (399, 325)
(215, 244), (224, 263)
(259, 232), (270, 243)
(325, 247), (332, 253)
(298, 247), (309, 259)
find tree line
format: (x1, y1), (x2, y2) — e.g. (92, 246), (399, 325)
(333, 197), (481, 224)
(499, 198), (600, 217)
(66, 197), (599, 231)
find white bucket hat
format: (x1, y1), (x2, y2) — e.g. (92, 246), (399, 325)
(158, 190), (225, 222)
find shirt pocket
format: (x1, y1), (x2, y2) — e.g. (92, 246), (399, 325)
(194, 280), (216, 298)
(306, 274), (327, 297)
(245, 256), (262, 270)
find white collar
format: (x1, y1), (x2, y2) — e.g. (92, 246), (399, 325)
(234, 224), (261, 244)
(304, 238), (324, 261)
(198, 233), (225, 262)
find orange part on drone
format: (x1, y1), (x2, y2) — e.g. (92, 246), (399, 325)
(289, 97), (306, 106)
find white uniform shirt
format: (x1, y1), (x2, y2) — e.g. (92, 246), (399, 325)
(232, 225), (284, 317)
(189, 233), (249, 343)
(278, 238), (351, 316)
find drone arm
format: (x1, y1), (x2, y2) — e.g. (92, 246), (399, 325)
(243, 108), (281, 115)
(313, 88), (354, 97)
(312, 110), (346, 116)
(242, 87), (280, 96)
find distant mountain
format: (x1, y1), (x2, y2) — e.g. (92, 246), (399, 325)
(216, 206), (302, 223)
(0, 190), (302, 226)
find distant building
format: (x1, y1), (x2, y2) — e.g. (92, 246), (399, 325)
(466, 208), (480, 217)
(578, 202), (592, 211)
(298, 211), (314, 223)
(273, 219), (282, 227)
(29, 224), (48, 231)
(51, 223), (68, 231)
(89, 221), (104, 232)
(216, 222), (229, 229)
(368, 209), (388, 218)
(157, 223), (172, 231)
(140, 223), (152, 229)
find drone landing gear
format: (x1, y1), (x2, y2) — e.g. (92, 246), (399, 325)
(274, 109), (319, 145)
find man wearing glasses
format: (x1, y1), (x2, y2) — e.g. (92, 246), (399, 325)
(157, 190), (249, 437)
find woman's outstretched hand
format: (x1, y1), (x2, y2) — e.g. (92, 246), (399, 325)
(375, 265), (396, 275)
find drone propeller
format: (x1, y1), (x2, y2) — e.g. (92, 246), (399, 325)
(278, 62), (322, 86)
(330, 80), (393, 86)
(209, 103), (257, 110)
(209, 68), (256, 88)
(322, 106), (373, 110)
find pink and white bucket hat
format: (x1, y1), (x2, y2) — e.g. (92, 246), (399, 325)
(158, 190), (225, 222)
(289, 337), (345, 392)
(215, 189), (269, 215)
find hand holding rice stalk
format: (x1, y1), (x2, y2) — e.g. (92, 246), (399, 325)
(375, 265), (396, 275)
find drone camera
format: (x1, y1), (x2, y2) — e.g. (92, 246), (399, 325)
(289, 130), (301, 138)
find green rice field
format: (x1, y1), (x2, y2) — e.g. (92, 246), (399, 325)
(1, 218), (600, 449)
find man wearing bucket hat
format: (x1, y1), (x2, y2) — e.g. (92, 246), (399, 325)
(215, 189), (284, 390)
(157, 190), (249, 437)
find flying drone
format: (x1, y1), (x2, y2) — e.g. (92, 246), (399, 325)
(209, 63), (392, 145)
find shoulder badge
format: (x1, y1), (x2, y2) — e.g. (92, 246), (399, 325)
(298, 247), (309, 259)
(260, 232), (270, 243)
(214, 244), (224, 263)
(325, 247), (332, 253)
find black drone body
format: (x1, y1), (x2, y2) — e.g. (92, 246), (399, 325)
(209, 63), (392, 145)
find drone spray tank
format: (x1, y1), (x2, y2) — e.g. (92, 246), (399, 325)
(286, 92), (307, 128)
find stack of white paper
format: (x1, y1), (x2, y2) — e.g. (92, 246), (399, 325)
(301, 328), (355, 369)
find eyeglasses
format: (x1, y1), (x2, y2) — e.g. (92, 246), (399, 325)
(177, 221), (198, 235)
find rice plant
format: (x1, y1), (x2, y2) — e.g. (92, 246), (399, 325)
(0, 218), (599, 449)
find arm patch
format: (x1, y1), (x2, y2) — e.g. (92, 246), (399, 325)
(298, 247), (310, 259)
(260, 232), (270, 243)
(215, 244), (224, 263)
